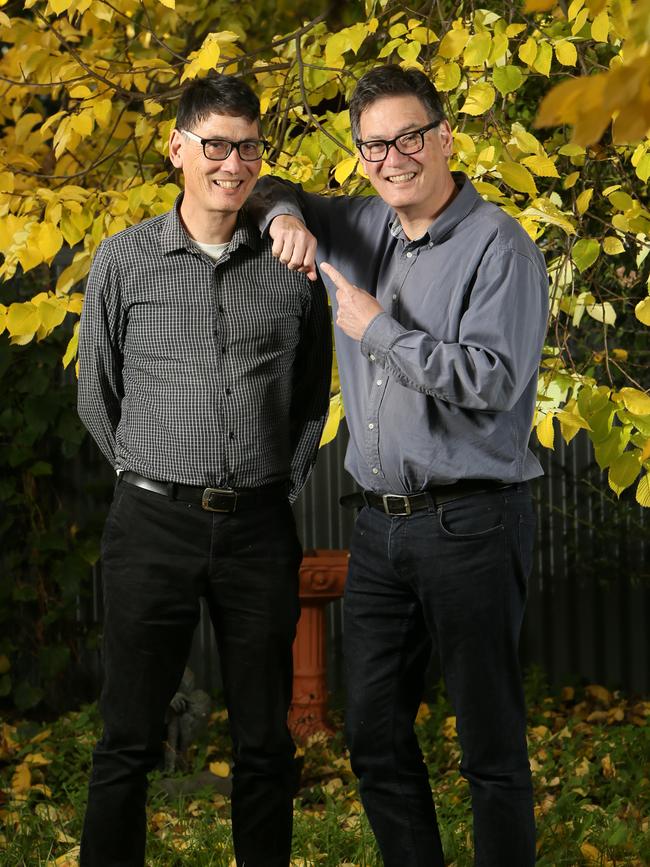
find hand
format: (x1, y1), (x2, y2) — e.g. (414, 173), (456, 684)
(269, 215), (318, 281)
(170, 693), (188, 714)
(320, 262), (384, 341)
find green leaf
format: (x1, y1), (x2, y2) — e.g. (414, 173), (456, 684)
(608, 451), (641, 496)
(38, 644), (70, 679)
(29, 461), (53, 477)
(594, 426), (628, 469)
(588, 403), (616, 443)
(14, 680), (44, 711)
(572, 238), (600, 272)
(493, 65), (524, 96)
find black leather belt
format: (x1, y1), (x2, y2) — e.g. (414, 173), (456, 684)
(340, 480), (514, 517)
(120, 471), (288, 514)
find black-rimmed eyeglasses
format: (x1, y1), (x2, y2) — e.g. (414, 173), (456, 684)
(356, 120), (442, 162)
(181, 129), (268, 161)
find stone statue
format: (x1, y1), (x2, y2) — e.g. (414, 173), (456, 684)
(163, 667), (211, 773)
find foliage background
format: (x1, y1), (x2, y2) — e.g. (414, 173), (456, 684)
(0, 0), (649, 711)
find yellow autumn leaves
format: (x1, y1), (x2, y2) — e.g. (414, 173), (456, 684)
(537, 0), (650, 146)
(0, 0), (648, 500)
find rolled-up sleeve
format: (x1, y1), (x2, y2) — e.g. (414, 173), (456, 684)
(361, 245), (548, 412)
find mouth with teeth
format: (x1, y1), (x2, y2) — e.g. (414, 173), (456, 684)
(212, 179), (243, 189)
(386, 172), (417, 184)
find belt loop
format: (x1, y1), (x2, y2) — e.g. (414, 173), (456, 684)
(166, 482), (176, 500)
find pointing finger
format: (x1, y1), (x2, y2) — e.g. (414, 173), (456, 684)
(321, 262), (356, 292)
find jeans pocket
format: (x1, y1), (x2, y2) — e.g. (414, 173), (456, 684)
(517, 514), (537, 583)
(438, 497), (505, 539)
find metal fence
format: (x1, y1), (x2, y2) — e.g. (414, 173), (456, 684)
(182, 425), (650, 697)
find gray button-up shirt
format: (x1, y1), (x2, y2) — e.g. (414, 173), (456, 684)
(78, 200), (331, 501)
(255, 173), (548, 493)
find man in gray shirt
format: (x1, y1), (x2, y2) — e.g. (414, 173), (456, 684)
(78, 74), (330, 867)
(255, 65), (548, 866)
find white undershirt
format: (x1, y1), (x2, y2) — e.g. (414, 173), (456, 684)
(193, 240), (229, 260)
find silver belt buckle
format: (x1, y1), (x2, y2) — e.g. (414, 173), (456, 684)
(382, 493), (412, 516)
(201, 487), (238, 513)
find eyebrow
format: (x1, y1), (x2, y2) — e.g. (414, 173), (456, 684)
(360, 122), (428, 140)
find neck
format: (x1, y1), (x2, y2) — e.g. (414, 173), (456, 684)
(397, 175), (459, 241)
(179, 199), (238, 245)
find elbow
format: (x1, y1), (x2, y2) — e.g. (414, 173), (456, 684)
(454, 351), (522, 411)
(435, 374), (521, 412)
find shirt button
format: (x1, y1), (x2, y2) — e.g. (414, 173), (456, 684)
(406, 251), (413, 258)
(376, 379), (383, 386)
(368, 422), (374, 430)
(369, 353), (376, 362)
(218, 304), (224, 313)
(372, 467), (379, 475)
(229, 432), (235, 440)
(392, 294), (397, 301)
(221, 347), (227, 354)
(225, 388), (232, 396)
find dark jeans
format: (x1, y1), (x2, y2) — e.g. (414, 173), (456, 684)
(80, 479), (302, 867)
(344, 485), (537, 867)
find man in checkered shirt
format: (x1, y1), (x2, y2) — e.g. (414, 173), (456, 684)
(77, 74), (331, 867)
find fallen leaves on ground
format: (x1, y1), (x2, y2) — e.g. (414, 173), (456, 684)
(0, 680), (647, 865)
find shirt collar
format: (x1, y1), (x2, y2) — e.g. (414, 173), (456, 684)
(160, 194), (261, 256)
(388, 172), (480, 245)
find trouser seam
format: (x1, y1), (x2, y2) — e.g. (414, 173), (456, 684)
(390, 597), (429, 867)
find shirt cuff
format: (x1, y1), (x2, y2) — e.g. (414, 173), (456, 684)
(261, 203), (305, 237)
(360, 312), (406, 364)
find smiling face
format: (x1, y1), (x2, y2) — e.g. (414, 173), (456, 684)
(357, 94), (456, 238)
(169, 111), (262, 239)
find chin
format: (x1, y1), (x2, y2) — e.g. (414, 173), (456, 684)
(382, 189), (417, 209)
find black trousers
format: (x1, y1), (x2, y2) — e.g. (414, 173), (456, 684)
(344, 485), (537, 867)
(80, 479), (302, 867)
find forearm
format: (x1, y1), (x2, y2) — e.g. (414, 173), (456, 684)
(288, 283), (332, 499)
(77, 242), (125, 466)
(361, 253), (548, 412)
(361, 315), (524, 411)
(77, 379), (119, 467)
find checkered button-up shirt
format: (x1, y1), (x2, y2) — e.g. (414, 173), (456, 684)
(77, 200), (331, 502)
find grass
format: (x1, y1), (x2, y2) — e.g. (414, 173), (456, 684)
(0, 671), (648, 866)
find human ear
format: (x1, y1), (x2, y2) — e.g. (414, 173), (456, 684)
(438, 120), (454, 158)
(169, 128), (184, 169)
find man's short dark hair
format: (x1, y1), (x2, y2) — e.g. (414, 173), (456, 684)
(176, 74), (261, 132)
(350, 65), (446, 142)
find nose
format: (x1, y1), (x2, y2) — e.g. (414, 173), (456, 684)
(383, 143), (407, 166)
(218, 147), (243, 172)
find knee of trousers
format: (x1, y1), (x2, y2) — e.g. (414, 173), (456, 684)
(233, 746), (297, 778)
(90, 741), (163, 781)
(345, 717), (425, 779)
(461, 763), (533, 793)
